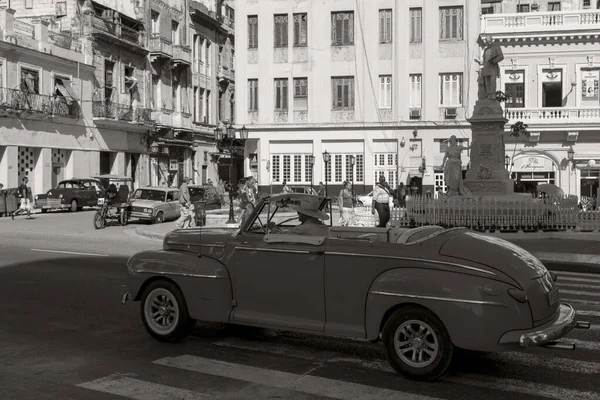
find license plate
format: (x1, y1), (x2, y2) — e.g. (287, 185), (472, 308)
(548, 287), (559, 305)
(98, 198), (105, 205)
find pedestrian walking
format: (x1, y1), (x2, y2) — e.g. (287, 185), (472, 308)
(317, 182), (325, 196)
(216, 179), (226, 205)
(372, 176), (391, 228)
(12, 177), (34, 220)
(174, 177), (193, 229)
(338, 181), (355, 227)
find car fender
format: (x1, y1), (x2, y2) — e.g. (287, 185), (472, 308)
(364, 268), (532, 351)
(127, 250), (233, 323)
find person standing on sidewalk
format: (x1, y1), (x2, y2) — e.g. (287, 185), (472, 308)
(372, 176), (391, 228)
(174, 177), (193, 229)
(12, 177), (34, 220)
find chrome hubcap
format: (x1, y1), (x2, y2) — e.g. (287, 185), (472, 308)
(145, 289), (179, 334)
(394, 320), (439, 368)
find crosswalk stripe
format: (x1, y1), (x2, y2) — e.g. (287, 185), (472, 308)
(443, 374), (600, 400)
(556, 271), (600, 278)
(153, 355), (443, 400)
(559, 283), (600, 289)
(564, 297), (600, 306)
(561, 289), (600, 297)
(77, 373), (206, 399)
(577, 309), (600, 317)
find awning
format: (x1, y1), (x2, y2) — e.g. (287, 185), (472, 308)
(55, 78), (79, 105)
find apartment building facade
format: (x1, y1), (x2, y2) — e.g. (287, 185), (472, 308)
(1, 0), (235, 192)
(482, 0), (600, 200)
(235, 0), (480, 196)
(0, 6), (150, 198)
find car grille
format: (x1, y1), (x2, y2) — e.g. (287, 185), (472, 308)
(132, 206), (149, 213)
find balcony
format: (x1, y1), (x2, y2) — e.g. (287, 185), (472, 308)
(172, 45), (192, 68)
(173, 111), (193, 131)
(92, 101), (153, 125)
(0, 88), (79, 118)
(149, 34), (173, 62)
(92, 16), (142, 49)
(217, 66), (234, 83)
(505, 107), (600, 124)
(482, 10), (600, 35)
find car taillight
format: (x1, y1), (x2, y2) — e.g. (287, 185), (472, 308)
(508, 288), (528, 303)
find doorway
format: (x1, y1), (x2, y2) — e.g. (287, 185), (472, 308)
(542, 82), (562, 107)
(52, 164), (64, 188)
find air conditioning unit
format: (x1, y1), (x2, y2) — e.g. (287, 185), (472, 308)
(445, 108), (458, 118)
(410, 108), (421, 119)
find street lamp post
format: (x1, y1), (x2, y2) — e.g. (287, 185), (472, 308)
(322, 151), (331, 197)
(505, 154), (511, 169)
(214, 124), (250, 225)
(349, 155), (356, 192)
(308, 155), (315, 192)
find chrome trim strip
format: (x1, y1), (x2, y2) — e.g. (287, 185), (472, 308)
(370, 290), (508, 307)
(235, 246), (310, 255)
(130, 270), (223, 279)
(325, 252), (496, 276)
(200, 243), (226, 248)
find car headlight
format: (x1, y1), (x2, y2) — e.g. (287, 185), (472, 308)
(144, 208), (152, 213)
(59, 194), (63, 199)
(35, 195), (38, 200)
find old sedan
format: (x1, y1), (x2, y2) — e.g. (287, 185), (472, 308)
(35, 178), (103, 212)
(128, 187), (181, 224)
(123, 193), (590, 381)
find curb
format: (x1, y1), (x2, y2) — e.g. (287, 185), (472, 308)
(132, 227), (600, 274)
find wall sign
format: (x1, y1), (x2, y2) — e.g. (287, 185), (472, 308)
(169, 159), (178, 171)
(582, 69), (599, 100)
(515, 156), (554, 172)
(250, 153), (258, 170)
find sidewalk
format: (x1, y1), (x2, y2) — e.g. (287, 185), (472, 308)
(134, 224), (600, 274)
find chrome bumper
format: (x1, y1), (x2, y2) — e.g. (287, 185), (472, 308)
(121, 291), (131, 305)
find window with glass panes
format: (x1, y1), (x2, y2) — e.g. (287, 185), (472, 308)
(324, 153), (364, 184)
(374, 152), (398, 187)
(332, 76), (354, 110)
(410, 74), (422, 108)
(440, 73), (462, 106)
(294, 13), (307, 46)
(304, 155), (313, 182)
(248, 79), (258, 110)
(271, 154), (312, 184)
(331, 11), (354, 46)
(379, 75), (392, 109)
(505, 82), (524, 108)
(248, 16), (258, 48)
(274, 78), (288, 110)
(434, 173), (448, 193)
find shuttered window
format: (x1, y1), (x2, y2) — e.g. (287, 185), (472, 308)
(379, 9), (392, 44)
(332, 77), (354, 110)
(439, 6), (463, 40)
(410, 8), (422, 43)
(274, 78), (288, 110)
(331, 12), (354, 46)
(274, 14), (288, 47)
(293, 13), (307, 46)
(248, 16), (258, 48)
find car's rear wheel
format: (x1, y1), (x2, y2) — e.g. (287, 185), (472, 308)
(119, 210), (128, 226)
(140, 280), (194, 342)
(382, 306), (454, 381)
(70, 200), (78, 212)
(153, 211), (164, 224)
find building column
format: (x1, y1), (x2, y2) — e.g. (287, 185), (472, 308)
(34, 147), (52, 197)
(112, 152), (126, 175)
(0, 146), (18, 188)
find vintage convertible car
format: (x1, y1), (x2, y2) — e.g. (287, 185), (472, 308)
(123, 193), (590, 381)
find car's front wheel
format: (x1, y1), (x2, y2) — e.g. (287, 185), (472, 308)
(153, 211), (164, 224)
(382, 306), (454, 381)
(140, 280), (194, 342)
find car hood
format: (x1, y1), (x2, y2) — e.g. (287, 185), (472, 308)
(439, 230), (547, 288)
(130, 199), (164, 207)
(163, 227), (237, 256)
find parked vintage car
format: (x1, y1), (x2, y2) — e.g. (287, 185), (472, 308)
(35, 178), (103, 212)
(189, 185), (222, 211)
(123, 193), (590, 381)
(128, 187), (181, 224)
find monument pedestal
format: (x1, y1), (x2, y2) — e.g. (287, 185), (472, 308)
(463, 99), (519, 199)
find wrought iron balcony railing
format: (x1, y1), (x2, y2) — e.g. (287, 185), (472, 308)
(92, 16), (141, 46)
(92, 101), (153, 125)
(0, 87), (79, 118)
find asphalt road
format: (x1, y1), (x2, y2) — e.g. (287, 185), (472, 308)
(0, 211), (599, 399)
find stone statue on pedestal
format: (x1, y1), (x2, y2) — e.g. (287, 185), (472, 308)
(441, 135), (475, 197)
(475, 35), (504, 101)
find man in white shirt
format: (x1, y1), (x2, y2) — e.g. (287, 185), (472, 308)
(372, 176), (391, 228)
